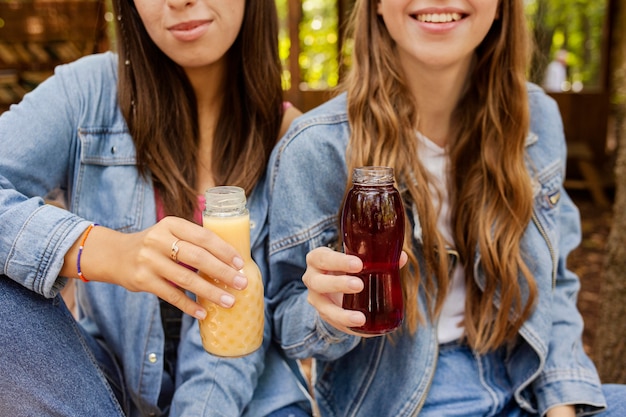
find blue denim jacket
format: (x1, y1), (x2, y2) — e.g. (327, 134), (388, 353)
(0, 52), (310, 417)
(267, 86), (606, 416)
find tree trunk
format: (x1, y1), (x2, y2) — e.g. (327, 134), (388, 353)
(592, 0), (626, 383)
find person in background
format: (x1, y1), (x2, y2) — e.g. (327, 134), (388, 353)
(266, 0), (626, 416)
(0, 0), (312, 415)
(543, 48), (568, 92)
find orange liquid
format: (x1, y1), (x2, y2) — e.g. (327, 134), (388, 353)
(198, 214), (264, 357)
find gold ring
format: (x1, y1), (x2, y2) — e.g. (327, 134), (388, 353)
(170, 239), (182, 262)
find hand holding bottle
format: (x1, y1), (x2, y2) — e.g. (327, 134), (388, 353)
(61, 216), (249, 321)
(302, 246), (408, 338)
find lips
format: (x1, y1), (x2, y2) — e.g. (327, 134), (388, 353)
(168, 20), (211, 31)
(167, 19), (212, 42)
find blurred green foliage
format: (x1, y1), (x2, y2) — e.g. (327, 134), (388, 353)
(525, 0), (607, 91)
(279, 0), (608, 92)
(277, 0), (339, 91)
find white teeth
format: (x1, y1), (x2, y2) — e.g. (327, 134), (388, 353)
(416, 12), (462, 23)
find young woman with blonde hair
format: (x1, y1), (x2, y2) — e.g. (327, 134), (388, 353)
(0, 0), (311, 415)
(266, 0), (625, 415)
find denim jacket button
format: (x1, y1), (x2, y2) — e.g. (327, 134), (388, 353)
(148, 353), (158, 363)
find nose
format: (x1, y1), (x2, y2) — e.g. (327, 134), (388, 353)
(166, 0), (196, 9)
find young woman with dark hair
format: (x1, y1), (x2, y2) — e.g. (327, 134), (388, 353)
(0, 0), (311, 415)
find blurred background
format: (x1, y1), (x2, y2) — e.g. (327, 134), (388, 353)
(1, 0), (625, 383)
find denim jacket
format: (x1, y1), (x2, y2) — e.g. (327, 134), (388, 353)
(267, 86), (606, 417)
(0, 52), (310, 417)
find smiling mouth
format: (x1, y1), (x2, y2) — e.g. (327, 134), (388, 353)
(412, 12), (464, 23)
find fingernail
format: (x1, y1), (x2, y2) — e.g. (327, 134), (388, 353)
(233, 275), (247, 290)
(195, 309), (207, 320)
(220, 294), (235, 308)
(349, 258), (362, 271)
(349, 312), (365, 326)
(347, 278), (362, 291)
(232, 256), (245, 270)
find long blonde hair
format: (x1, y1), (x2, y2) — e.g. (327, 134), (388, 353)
(340, 0), (536, 353)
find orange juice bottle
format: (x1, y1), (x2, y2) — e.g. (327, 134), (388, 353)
(198, 186), (264, 357)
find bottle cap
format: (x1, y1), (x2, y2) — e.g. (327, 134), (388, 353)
(204, 186), (247, 216)
(352, 166), (394, 185)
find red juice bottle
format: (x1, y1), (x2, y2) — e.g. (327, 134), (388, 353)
(341, 166), (405, 334)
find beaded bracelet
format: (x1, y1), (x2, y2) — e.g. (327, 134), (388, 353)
(77, 223), (98, 282)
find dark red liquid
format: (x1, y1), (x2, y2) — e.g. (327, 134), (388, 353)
(341, 184), (405, 334)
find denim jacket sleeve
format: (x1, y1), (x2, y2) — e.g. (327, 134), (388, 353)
(522, 86), (605, 415)
(0, 55), (102, 297)
(266, 100), (362, 361)
(171, 309), (268, 416)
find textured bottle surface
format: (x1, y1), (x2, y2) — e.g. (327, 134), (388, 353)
(341, 167), (405, 334)
(198, 187), (264, 357)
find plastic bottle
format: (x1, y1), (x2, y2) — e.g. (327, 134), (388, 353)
(198, 186), (264, 356)
(341, 166), (405, 334)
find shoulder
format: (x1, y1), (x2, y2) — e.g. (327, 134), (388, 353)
(527, 82), (563, 143)
(274, 93), (350, 157)
(525, 83), (567, 171)
(527, 82), (560, 116)
(267, 93), (351, 189)
(526, 82), (564, 150)
(33, 52), (120, 119)
(54, 51), (117, 79)
(289, 92), (350, 129)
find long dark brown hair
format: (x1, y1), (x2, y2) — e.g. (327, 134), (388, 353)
(113, 0), (283, 220)
(341, 0), (537, 353)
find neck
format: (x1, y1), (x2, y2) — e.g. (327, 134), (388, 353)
(400, 55), (473, 147)
(184, 61), (228, 194)
(184, 59), (227, 125)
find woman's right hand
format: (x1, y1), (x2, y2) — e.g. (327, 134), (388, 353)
(302, 246), (371, 337)
(303, 246), (409, 337)
(62, 216), (248, 320)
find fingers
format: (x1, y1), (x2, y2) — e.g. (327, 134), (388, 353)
(151, 278), (209, 320)
(117, 216), (252, 320)
(157, 252), (239, 306)
(400, 250), (409, 268)
(169, 237), (247, 292)
(161, 216), (245, 274)
(306, 246), (362, 274)
(303, 246), (372, 335)
(307, 290), (366, 330)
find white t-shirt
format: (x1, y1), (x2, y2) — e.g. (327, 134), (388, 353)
(414, 132), (465, 343)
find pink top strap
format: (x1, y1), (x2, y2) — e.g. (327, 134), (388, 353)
(155, 189), (205, 225)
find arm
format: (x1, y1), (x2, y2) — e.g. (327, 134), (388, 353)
(531, 189), (605, 416)
(527, 90), (605, 415)
(62, 218), (249, 319)
(266, 115), (366, 360)
(0, 58), (249, 318)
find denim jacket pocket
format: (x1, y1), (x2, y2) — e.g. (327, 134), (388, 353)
(74, 128), (148, 231)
